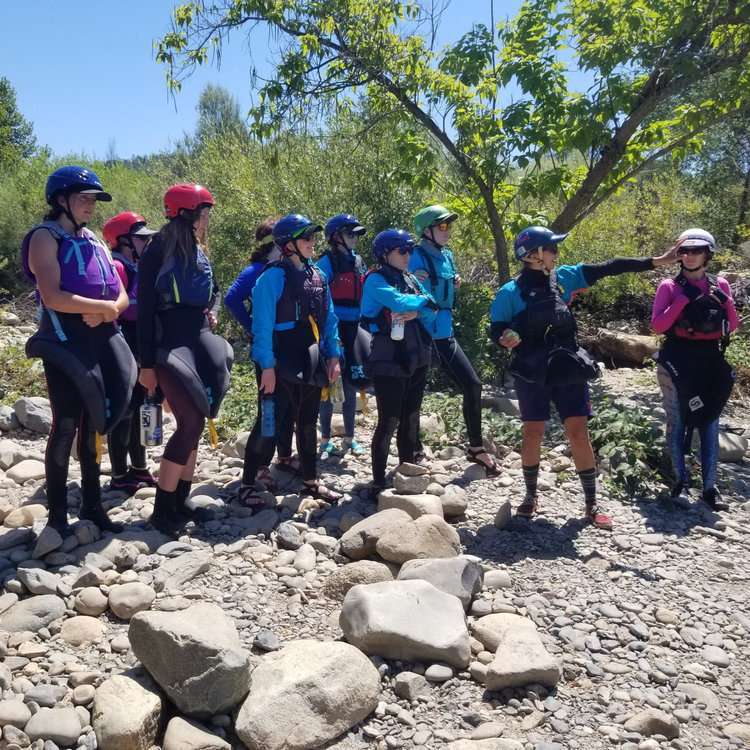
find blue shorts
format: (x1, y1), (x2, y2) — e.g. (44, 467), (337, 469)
(514, 378), (592, 422)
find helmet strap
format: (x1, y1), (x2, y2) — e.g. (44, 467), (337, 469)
(425, 228), (444, 249)
(62, 194), (85, 233)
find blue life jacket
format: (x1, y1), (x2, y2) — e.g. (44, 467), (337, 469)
(413, 242), (456, 310)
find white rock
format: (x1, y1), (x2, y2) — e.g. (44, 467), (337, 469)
(445, 740), (524, 750)
(322, 561), (394, 602)
(25, 706), (82, 747)
(718, 431), (747, 462)
(375, 515), (461, 563)
(6, 459), (46, 483)
(292, 544), (317, 573)
(3, 503), (47, 528)
(32, 525), (63, 558)
(0, 698), (31, 728)
(163, 716), (231, 750)
(397, 557), (483, 610)
(441, 485), (468, 517)
(108, 582), (156, 620)
(235, 639), (380, 750)
(74, 587), (109, 616)
(16, 566), (61, 595)
(377, 489), (444, 519)
(61, 615), (106, 646)
(13, 396), (52, 435)
(339, 509), (412, 560)
(0, 594), (65, 632)
(340, 580), (471, 667)
(392, 472), (432, 495)
(93, 673), (163, 750)
(152, 550), (212, 594)
(623, 708), (680, 739)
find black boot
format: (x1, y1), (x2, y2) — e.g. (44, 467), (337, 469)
(175, 479), (215, 523)
(150, 486), (184, 536)
(702, 487), (729, 511)
(46, 499), (71, 537)
(80, 501), (124, 533)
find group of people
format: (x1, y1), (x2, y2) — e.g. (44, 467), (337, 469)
(21, 165), (738, 540)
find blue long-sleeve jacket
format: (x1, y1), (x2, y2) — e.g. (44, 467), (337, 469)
(360, 270), (437, 333)
(224, 261), (265, 335)
(251, 264), (342, 370)
(408, 240), (457, 339)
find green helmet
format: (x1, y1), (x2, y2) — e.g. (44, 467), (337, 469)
(413, 204), (458, 236)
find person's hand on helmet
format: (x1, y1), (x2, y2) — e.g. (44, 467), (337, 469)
(654, 243), (681, 266)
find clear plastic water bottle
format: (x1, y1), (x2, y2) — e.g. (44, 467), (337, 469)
(331, 376), (345, 405)
(390, 315), (405, 341)
(261, 395), (275, 438)
(139, 398), (163, 447)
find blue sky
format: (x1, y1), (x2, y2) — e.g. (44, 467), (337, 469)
(0, 1), (526, 159)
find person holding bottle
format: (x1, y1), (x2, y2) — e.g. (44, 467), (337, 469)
(361, 229), (438, 497)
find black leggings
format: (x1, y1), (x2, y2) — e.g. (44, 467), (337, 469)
(243, 376), (321, 483)
(43, 362), (100, 517)
(434, 337), (482, 446)
(108, 382), (147, 476)
(371, 366), (427, 486)
(156, 365), (205, 465)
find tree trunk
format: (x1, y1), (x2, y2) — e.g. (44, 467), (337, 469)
(732, 165), (750, 250)
(479, 188), (510, 283)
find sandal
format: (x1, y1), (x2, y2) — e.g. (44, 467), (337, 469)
(273, 455), (302, 475)
(585, 503), (613, 530)
(254, 466), (277, 492)
(237, 484), (276, 513)
(516, 495), (538, 518)
(301, 481), (343, 505)
(467, 446), (502, 477)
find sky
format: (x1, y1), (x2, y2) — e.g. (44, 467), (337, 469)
(1, 1), (529, 160)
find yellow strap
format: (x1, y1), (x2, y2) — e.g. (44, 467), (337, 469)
(172, 274), (181, 304)
(308, 314), (320, 343)
(207, 418), (219, 449)
(359, 389), (369, 415)
(321, 387), (330, 401)
(95, 433), (103, 465)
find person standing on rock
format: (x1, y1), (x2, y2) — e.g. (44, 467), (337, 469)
(316, 213), (371, 458)
(21, 166), (136, 535)
(361, 229), (439, 498)
(102, 211), (158, 495)
(137, 184), (234, 535)
(410, 204), (501, 476)
(651, 228), (738, 511)
(241, 213), (343, 509)
(490, 226), (678, 530)
(225, 217), (298, 484)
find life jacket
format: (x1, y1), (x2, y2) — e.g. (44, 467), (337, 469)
(112, 251), (138, 322)
(669, 273), (729, 341)
(361, 264), (432, 378)
(322, 249), (366, 307)
(266, 259), (330, 386)
(509, 269), (598, 386)
(21, 222), (121, 303)
(154, 245), (213, 310)
(414, 242), (456, 310)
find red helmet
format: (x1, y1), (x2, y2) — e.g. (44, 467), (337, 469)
(102, 211), (151, 249)
(164, 184), (215, 219)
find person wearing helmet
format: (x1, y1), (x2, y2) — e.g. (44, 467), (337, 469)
(316, 213), (370, 458)
(21, 166), (136, 536)
(489, 226), (678, 530)
(361, 228), (439, 497)
(137, 184), (234, 535)
(651, 228), (739, 511)
(102, 212), (158, 495)
(225, 217), (297, 485)
(410, 204), (500, 475)
(241, 213), (343, 508)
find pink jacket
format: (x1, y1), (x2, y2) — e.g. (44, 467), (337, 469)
(651, 275), (739, 339)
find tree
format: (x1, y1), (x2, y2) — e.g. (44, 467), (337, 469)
(157, 0), (750, 281)
(195, 84), (248, 143)
(0, 77), (36, 171)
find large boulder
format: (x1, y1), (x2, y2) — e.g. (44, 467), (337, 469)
(375, 515), (461, 563)
(13, 396), (52, 434)
(322, 560), (394, 602)
(152, 550), (212, 593)
(162, 717), (230, 750)
(92, 673), (163, 750)
(592, 328), (659, 366)
(477, 614), (562, 690)
(339, 509), (411, 560)
(397, 557), (483, 610)
(340, 580), (470, 667)
(129, 603), (251, 717)
(0, 594), (65, 632)
(377, 489), (444, 519)
(235, 640), (380, 750)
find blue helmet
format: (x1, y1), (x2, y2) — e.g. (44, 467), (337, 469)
(514, 226), (568, 261)
(372, 228), (414, 262)
(45, 165), (112, 205)
(325, 213), (366, 241)
(272, 213), (322, 247)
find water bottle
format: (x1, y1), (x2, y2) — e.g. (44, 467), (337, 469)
(390, 315), (405, 341)
(261, 395), (275, 438)
(139, 398), (163, 447)
(331, 376), (345, 405)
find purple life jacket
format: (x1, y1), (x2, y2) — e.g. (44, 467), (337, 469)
(112, 251), (138, 322)
(21, 222), (121, 302)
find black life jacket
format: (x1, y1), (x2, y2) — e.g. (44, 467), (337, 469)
(322, 249), (366, 307)
(361, 264), (432, 378)
(669, 273), (729, 340)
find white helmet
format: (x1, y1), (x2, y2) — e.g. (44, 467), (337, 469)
(677, 227), (716, 251)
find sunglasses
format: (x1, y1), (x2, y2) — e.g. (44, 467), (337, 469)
(433, 222), (453, 232)
(677, 245), (709, 256)
(389, 246), (412, 256)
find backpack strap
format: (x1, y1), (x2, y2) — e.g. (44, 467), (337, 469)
(415, 245), (438, 287)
